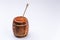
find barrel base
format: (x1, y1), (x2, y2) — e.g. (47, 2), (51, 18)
(14, 34), (27, 38)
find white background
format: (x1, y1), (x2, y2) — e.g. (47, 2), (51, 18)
(0, 0), (60, 40)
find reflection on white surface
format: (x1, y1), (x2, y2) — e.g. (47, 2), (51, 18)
(0, 0), (60, 40)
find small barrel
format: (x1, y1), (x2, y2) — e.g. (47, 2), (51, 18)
(12, 16), (29, 38)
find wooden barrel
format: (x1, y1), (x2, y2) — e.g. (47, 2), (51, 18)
(13, 16), (29, 38)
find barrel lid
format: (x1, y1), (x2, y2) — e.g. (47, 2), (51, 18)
(13, 16), (28, 23)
